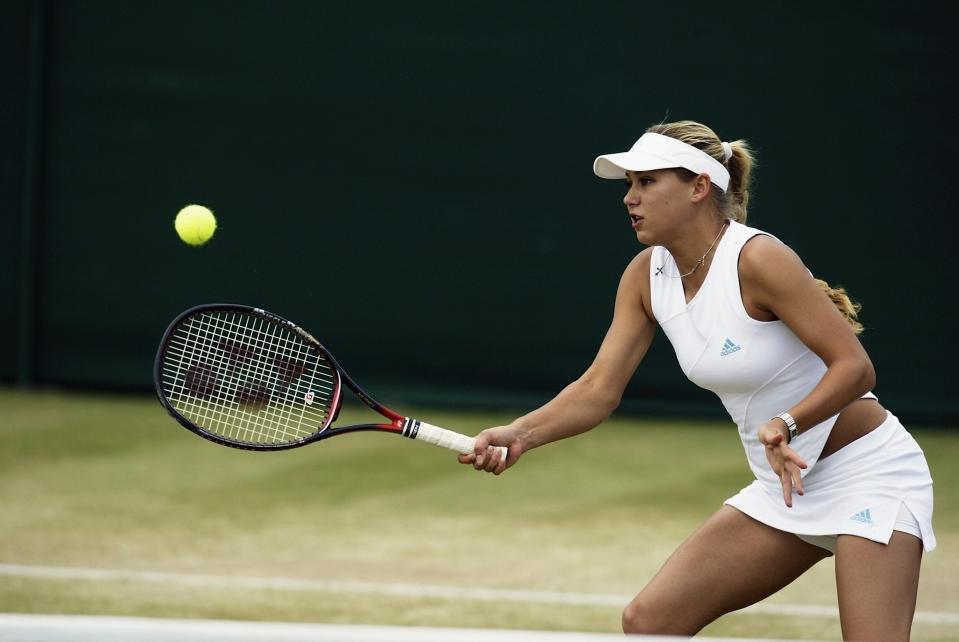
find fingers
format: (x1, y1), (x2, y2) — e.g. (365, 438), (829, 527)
(476, 445), (507, 474)
(789, 461), (804, 497)
(779, 461), (806, 508)
(760, 421), (810, 508)
(786, 449), (808, 470)
(458, 438), (509, 475)
(460, 427), (515, 475)
(761, 430), (784, 447)
(781, 466), (794, 508)
(459, 446), (507, 472)
(470, 432), (491, 469)
(472, 432), (491, 461)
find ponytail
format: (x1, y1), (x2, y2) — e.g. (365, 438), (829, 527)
(723, 139), (754, 224)
(815, 279), (864, 334)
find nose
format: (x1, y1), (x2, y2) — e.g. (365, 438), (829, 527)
(623, 184), (639, 208)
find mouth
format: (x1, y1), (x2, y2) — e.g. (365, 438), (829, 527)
(628, 213), (643, 228)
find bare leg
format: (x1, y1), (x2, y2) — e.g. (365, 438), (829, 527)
(835, 531), (922, 641)
(622, 505), (830, 636)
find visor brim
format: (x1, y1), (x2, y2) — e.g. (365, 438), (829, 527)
(592, 152), (680, 180)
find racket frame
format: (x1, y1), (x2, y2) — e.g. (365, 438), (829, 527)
(154, 303), (415, 451)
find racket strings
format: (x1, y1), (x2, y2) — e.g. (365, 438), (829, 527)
(159, 310), (336, 445)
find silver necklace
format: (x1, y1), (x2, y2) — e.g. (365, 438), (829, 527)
(655, 221), (729, 279)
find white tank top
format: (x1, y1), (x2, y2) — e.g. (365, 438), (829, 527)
(649, 220), (875, 486)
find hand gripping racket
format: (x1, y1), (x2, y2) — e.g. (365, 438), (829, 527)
(154, 303), (506, 459)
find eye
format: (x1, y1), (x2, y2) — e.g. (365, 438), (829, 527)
(626, 175), (654, 188)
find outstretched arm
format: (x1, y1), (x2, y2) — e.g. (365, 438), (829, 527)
(461, 249), (658, 474)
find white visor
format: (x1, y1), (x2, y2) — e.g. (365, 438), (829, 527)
(593, 132), (730, 192)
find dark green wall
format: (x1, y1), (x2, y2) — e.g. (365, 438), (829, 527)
(4, 1), (955, 423)
(1, 1), (33, 384)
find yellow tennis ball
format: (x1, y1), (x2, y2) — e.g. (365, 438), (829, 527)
(174, 204), (217, 246)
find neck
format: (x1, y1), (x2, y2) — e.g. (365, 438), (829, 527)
(666, 218), (729, 277)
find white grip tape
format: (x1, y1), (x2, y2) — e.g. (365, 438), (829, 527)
(412, 421), (509, 461)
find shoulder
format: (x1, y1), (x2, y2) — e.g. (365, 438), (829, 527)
(740, 232), (805, 271)
(739, 232), (813, 297)
(620, 246), (655, 289)
(618, 247), (655, 320)
(625, 246), (654, 275)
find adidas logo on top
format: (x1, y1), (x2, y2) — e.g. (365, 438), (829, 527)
(850, 508), (873, 525)
(720, 338), (741, 356)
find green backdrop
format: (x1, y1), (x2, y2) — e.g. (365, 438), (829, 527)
(3, 1), (955, 423)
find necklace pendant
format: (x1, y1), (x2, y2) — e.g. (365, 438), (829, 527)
(665, 220), (729, 279)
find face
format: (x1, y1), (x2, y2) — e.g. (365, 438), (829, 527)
(623, 169), (701, 245)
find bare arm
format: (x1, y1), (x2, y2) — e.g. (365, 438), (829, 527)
(741, 235), (875, 505)
(741, 235), (875, 430)
(461, 249), (658, 473)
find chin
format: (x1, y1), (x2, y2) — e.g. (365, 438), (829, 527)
(634, 229), (655, 246)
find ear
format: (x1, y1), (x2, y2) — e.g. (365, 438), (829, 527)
(690, 174), (713, 204)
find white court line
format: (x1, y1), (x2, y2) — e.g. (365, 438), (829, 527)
(0, 614), (818, 642)
(1, 564), (957, 626)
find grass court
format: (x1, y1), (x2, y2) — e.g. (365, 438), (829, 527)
(1, 389), (956, 640)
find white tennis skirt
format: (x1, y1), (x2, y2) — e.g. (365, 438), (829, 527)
(725, 411), (936, 553)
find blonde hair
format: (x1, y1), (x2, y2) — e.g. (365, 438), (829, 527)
(647, 119), (864, 334)
(646, 120), (754, 224)
(814, 279), (864, 335)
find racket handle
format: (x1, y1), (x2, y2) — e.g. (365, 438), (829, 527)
(404, 419), (509, 462)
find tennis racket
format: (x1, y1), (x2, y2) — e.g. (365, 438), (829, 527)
(154, 303), (506, 459)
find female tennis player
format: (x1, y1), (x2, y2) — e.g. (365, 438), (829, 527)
(459, 120), (935, 640)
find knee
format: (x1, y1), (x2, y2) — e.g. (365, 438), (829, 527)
(622, 596), (701, 636)
(622, 597), (664, 635)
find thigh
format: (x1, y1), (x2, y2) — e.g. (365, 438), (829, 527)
(835, 531), (923, 642)
(623, 505), (830, 635)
